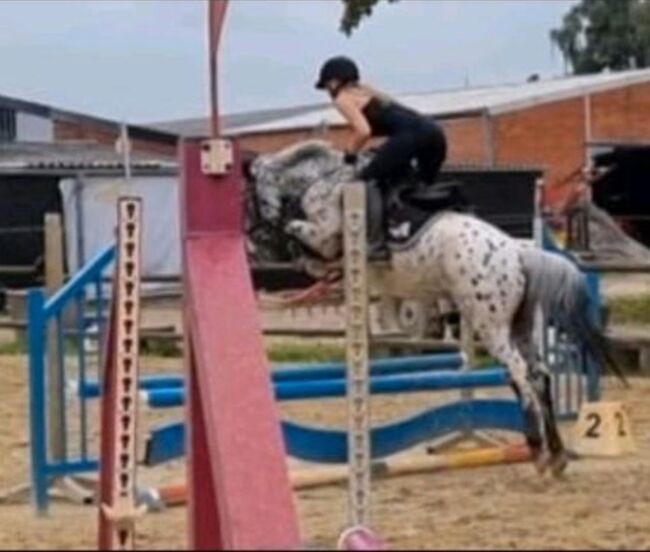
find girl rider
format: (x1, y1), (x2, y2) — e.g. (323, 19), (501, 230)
(315, 56), (447, 259)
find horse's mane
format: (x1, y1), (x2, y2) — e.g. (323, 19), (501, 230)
(263, 139), (340, 173)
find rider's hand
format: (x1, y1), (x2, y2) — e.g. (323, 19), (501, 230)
(343, 151), (358, 166)
(342, 152), (360, 181)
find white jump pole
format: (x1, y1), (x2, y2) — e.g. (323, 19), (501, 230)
(339, 181), (386, 550)
(98, 198), (145, 550)
(339, 182), (385, 550)
(343, 182), (372, 528)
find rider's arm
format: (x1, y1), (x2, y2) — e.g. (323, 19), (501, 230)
(334, 95), (371, 157)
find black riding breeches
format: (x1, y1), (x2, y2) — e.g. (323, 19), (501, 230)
(359, 124), (447, 192)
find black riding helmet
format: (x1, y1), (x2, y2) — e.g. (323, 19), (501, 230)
(315, 56), (360, 90)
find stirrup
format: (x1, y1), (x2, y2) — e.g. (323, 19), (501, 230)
(368, 243), (390, 262)
(387, 221), (412, 242)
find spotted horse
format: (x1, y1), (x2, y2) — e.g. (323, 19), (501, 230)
(249, 140), (626, 477)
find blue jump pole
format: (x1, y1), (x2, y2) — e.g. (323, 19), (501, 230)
(273, 352), (463, 382)
(78, 352), (465, 399)
(142, 367), (510, 409)
(27, 289), (49, 515)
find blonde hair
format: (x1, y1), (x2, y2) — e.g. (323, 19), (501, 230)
(357, 83), (394, 104)
(340, 81), (394, 105)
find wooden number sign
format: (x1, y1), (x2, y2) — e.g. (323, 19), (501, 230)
(573, 401), (636, 457)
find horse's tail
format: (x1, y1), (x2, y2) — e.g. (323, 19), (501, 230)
(519, 248), (627, 386)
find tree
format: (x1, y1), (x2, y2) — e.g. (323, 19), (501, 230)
(634, 0), (650, 66)
(550, 0), (650, 74)
(340, 0), (399, 35)
(340, 0), (650, 72)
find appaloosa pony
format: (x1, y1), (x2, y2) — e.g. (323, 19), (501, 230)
(249, 140), (625, 477)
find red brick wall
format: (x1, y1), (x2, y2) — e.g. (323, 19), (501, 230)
(238, 116), (488, 163)
(488, 82), (650, 207)
(590, 81), (650, 141)
(53, 79), (650, 210)
(54, 120), (176, 156)
(440, 117), (488, 165)
(229, 81), (650, 208)
(493, 97), (586, 206)
(239, 127), (351, 153)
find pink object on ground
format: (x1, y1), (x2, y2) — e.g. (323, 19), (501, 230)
(337, 526), (385, 550)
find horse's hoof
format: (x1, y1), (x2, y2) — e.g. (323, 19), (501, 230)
(534, 459), (548, 476)
(533, 450), (551, 476)
(550, 451), (570, 479)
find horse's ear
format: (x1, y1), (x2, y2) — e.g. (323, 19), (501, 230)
(242, 151), (257, 181)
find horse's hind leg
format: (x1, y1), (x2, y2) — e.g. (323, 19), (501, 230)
(475, 324), (550, 473)
(514, 328), (568, 477)
(535, 369), (569, 477)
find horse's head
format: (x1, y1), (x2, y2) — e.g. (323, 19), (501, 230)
(250, 140), (342, 222)
(250, 140), (353, 265)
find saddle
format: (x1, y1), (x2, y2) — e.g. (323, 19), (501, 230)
(407, 181), (471, 210)
(382, 180), (473, 244)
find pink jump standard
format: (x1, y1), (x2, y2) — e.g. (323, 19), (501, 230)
(179, 2), (300, 549)
(180, 138), (300, 550)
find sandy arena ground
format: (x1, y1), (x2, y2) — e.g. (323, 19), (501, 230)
(1, 349), (649, 551)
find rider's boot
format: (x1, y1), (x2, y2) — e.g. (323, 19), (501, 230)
(366, 182), (390, 262)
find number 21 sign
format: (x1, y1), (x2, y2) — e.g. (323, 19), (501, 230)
(572, 401), (637, 457)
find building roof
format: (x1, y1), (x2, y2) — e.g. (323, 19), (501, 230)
(0, 142), (177, 175)
(210, 68), (650, 136)
(0, 92), (178, 145)
(8, 67), (650, 144)
(149, 103), (328, 137)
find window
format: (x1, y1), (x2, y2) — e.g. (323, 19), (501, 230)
(0, 108), (17, 142)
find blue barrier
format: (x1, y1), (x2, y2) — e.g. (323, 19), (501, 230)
(141, 368), (510, 409)
(43, 246), (115, 318)
(145, 399), (525, 466)
(28, 244), (115, 514)
(27, 289), (48, 513)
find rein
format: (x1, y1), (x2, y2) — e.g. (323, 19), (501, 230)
(258, 269), (343, 308)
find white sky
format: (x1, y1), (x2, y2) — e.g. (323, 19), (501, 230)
(0, 0), (575, 123)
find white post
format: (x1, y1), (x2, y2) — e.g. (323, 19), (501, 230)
(459, 315), (476, 443)
(533, 178), (547, 382)
(45, 213), (65, 462)
(584, 94), (593, 169)
(343, 182), (371, 528)
(460, 316), (475, 385)
(118, 123), (133, 189)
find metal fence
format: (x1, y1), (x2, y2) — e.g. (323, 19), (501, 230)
(27, 245), (114, 513)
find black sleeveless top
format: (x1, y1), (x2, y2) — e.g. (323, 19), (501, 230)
(361, 97), (432, 137)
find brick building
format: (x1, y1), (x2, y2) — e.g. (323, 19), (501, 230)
(4, 67), (650, 212)
(0, 92), (177, 155)
(0, 94), (178, 291)
(3, 69), (649, 289)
